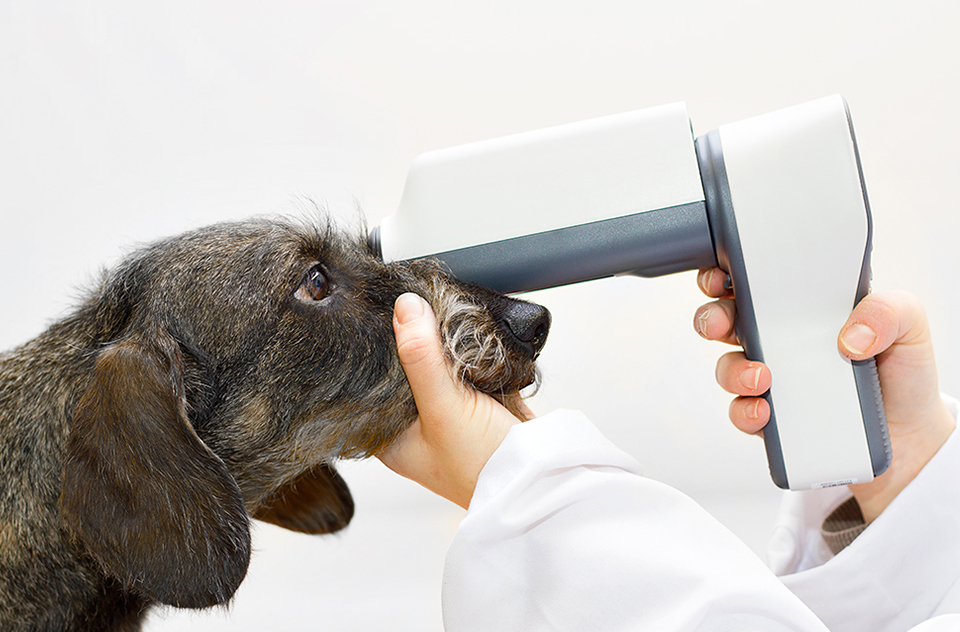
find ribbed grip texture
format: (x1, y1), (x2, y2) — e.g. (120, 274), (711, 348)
(854, 358), (892, 477)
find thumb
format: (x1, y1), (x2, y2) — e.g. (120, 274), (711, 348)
(838, 290), (928, 361)
(393, 293), (463, 417)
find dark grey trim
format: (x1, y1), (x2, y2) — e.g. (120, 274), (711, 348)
(842, 98), (891, 478)
(696, 130), (790, 489)
(394, 202), (716, 295)
(852, 359), (890, 476)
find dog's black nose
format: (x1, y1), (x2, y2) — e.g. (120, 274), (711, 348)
(500, 300), (551, 359)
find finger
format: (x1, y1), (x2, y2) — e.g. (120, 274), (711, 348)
(697, 267), (733, 299)
(838, 290), (929, 361)
(728, 396), (771, 435)
(694, 299), (740, 345)
(715, 351), (771, 396)
(393, 293), (465, 419)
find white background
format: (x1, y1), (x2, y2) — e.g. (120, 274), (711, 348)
(1, 1), (958, 630)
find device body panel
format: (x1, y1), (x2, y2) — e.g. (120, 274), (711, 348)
(375, 103), (716, 293)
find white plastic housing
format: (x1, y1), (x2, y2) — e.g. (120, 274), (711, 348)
(379, 103), (705, 262)
(716, 95), (877, 488)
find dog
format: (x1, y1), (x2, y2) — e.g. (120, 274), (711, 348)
(0, 216), (550, 631)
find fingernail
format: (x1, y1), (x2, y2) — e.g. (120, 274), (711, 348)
(840, 323), (877, 356)
(740, 366), (762, 392)
(698, 268), (713, 291)
(745, 399), (762, 420)
(696, 306), (711, 338)
(395, 293), (427, 325)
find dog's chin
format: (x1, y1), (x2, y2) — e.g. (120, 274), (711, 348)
(462, 358), (539, 397)
(475, 363), (540, 421)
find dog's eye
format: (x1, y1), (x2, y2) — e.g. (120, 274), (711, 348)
(295, 265), (331, 302)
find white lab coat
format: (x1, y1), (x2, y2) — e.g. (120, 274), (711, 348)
(442, 397), (960, 631)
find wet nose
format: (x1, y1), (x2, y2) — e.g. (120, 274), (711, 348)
(500, 300), (551, 359)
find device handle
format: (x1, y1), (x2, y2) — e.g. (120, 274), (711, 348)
(696, 96), (890, 489)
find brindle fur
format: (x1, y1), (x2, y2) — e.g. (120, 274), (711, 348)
(0, 216), (548, 631)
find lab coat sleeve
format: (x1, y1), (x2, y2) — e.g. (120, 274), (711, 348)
(441, 409), (830, 632)
(769, 395), (960, 632)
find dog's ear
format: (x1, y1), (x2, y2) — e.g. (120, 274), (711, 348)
(253, 463), (354, 534)
(61, 325), (251, 608)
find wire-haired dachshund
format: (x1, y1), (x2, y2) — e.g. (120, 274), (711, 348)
(0, 216), (550, 631)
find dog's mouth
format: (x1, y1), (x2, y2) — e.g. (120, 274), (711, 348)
(424, 289), (549, 421)
(444, 339), (541, 420)
(441, 318), (542, 392)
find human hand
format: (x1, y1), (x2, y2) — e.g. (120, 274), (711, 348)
(377, 293), (533, 509)
(694, 267), (955, 522)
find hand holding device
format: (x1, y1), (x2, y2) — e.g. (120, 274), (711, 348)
(698, 279), (955, 520)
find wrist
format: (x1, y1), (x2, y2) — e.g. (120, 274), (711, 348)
(424, 394), (521, 510)
(850, 399), (956, 523)
(443, 416), (519, 510)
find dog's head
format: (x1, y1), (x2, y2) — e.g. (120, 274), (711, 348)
(58, 217), (549, 609)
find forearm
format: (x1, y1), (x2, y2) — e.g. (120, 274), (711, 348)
(446, 410), (830, 632)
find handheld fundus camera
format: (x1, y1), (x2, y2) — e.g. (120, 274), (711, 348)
(370, 96), (890, 490)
